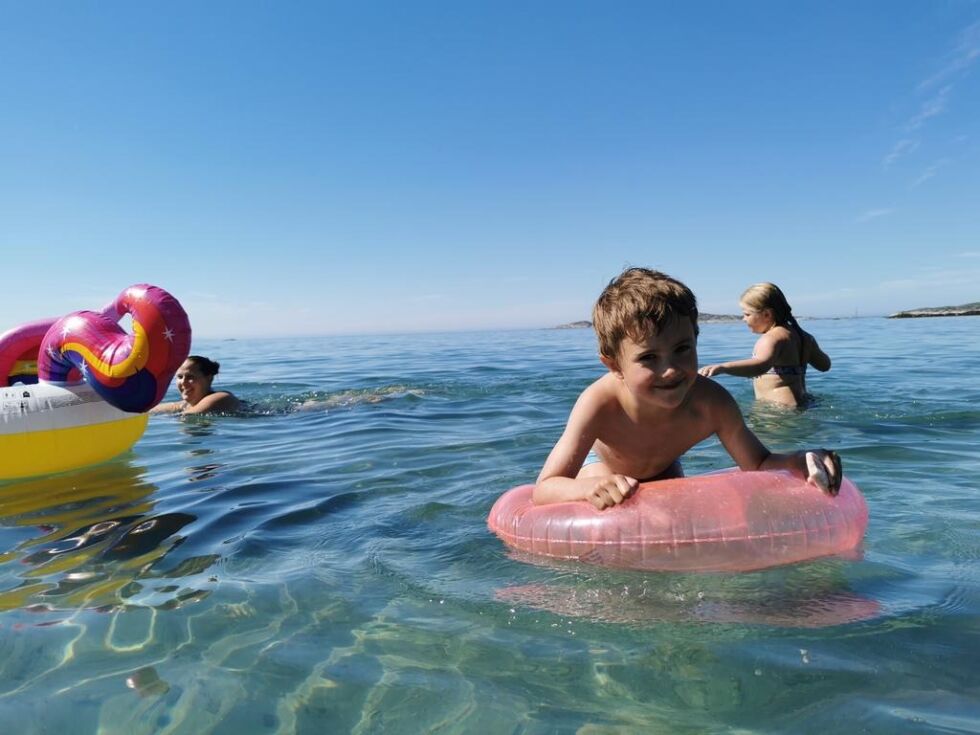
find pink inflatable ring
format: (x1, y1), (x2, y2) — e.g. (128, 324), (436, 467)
(487, 470), (868, 573)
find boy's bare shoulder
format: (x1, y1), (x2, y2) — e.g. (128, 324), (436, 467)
(690, 374), (740, 414)
(575, 373), (620, 412)
(585, 371), (619, 394)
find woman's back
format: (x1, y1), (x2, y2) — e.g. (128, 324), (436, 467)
(752, 325), (808, 406)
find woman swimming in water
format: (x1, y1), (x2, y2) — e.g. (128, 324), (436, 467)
(698, 283), (831, 407)
(151, 355), (241, 415)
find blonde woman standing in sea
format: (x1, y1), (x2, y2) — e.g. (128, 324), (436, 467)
(699, 283), (831, 407)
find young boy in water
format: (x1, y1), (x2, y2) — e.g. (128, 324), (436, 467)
(535, 267), (842, 509)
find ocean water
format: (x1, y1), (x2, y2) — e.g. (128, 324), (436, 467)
(1, 317), (978, 734)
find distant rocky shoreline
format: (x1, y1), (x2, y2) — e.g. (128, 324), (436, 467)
(552, 302), (980, 327)
(551, 314), (740, 329)
(888, 303), (980, 319)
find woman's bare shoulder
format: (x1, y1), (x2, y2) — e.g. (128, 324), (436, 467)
(181, 391), (242, 415)
(766, 325), (795, 342)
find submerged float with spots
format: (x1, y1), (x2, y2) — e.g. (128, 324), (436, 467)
(488, 469), (868, 573)
(0, 284), (191, 480)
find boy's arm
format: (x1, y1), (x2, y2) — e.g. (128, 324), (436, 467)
(711, 385), (842, 494)
(699, 335), (777, 378)
(534, 388), (638, 508)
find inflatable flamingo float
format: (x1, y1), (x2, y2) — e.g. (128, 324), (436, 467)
(0, 284), (191, 480)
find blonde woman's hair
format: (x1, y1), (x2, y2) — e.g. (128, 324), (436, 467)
(740, 283), (800, 331)
(593, 267), (698, 358)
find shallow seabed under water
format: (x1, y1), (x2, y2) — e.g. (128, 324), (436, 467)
(1, 317), (978, 733)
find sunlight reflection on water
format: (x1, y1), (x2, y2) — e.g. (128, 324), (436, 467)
(0, 319), (978, 732)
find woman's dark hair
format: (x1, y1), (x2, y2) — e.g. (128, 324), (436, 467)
(185, 355), (220, 377)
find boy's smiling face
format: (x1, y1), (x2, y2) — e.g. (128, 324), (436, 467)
(602, 315), (699, 410)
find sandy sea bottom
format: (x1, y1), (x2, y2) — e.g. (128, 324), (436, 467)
(1, 317), (978, 733)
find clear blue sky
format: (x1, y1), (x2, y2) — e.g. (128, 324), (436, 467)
(1, 2), (977, 337)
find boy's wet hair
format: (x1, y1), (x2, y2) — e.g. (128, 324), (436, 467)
(592, 267), (699, 358)
(185, 355), (220, 377)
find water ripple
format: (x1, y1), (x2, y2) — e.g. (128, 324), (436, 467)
(1, 321), (978, 732)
